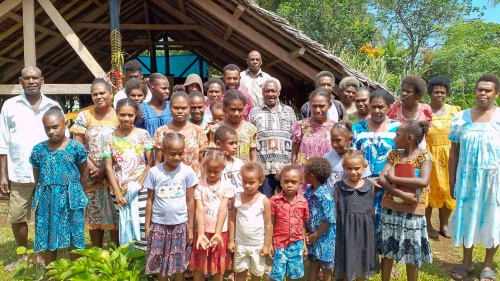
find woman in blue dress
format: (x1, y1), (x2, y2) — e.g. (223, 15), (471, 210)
(449, 74), (500, 281)
(352, 89), (400, 230)
(137, 73), (173, 137)
(30, 107), (88, 265)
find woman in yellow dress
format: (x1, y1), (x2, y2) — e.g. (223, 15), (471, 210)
(425, 76), (460, 239)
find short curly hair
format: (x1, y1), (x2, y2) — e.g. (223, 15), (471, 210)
(304, 157), (332, 184)
(476, 73), (500, 91)
(339, 76), (361, 90)
(427, 76), (451, 95)
(401, 75), (427, 99)
(240, 162), (265, 181)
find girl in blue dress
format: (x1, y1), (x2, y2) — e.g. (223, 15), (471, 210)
(30, 106), (88, 265)
(449, 74), (500, 281)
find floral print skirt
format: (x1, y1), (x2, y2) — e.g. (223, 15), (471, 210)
(84, 186), (118, 230)
(377, 208), (432, 267)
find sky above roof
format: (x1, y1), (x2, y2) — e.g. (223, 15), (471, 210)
(472, 0), (500, 23)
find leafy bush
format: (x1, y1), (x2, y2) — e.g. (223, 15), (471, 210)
(46, 243), (147, 281)
(12, 246), (45, 281)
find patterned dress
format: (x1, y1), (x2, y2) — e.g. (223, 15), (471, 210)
(378, 150), (433, 267)
(207, 121), (257, 162)
(138, 101), (172, 137)
(304, 183), (336, 267)
(154, 124), (207, 178)
(426, 104), (460, 209)
(387, 102), (433, 123)
(352, 119), (400, 229)
(291, 118), (334, 192)
(449, 108), (500, 248)
(30, 140), (88, 252)
(70, 108), (119, 230)
(102, 128), (153, 250)
(334, 180), (379, 280)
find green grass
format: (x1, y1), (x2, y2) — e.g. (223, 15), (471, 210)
(0, 201), (499, 281)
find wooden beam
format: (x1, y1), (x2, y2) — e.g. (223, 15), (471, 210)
(264, 59), (281, 69)
(23, 0), (36, 67)
(178, 0), (186, 14)
(0, 56), (18, 63)
(0, 84), (92, 95)
(191, 0), (317, 80)
(222, 4), (245, 41)
(8, 12), (60, 36)
(37, 0), (105, 78)
(74, 23), (200, 31)
(0, 0), (22, 18)
(289, 47), (306, 59)
(97, 40), (203, 46)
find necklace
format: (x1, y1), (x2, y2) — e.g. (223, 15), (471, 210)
(225, 160), (234, 178)
(119, 126), (134, 137)
(207, 181), (221, 193)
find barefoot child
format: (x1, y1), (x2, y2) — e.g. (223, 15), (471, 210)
(191, 149), (234, 281)
(304, 157), (335, 281)
(30, 106), (88, 265)
(144, 132), (200, 281)
(228, 162), (272, 281)
(266, 165), (309, 281)
(378, 120), (433, 281)
(334, 150), (379, 280)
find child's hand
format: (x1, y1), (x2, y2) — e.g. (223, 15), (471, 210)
(116, 195), (127, 207)
(188, 228), (194, 245)
(268, 246), (275, 258)
(385, 168), (396, 183)
(209, 234), (223, 248)
(196, 234), (210, 250)
(303, 244), (308, 256)
(227, 241), (236, 253)
(260, 244), (270, 257)
(90, 166), (106, 181)
(145, 228), (150, 240)
(307, 233), (318, 245)
(401, 192), (418, 205)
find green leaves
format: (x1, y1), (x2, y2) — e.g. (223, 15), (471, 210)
(45, 242), (147, 281)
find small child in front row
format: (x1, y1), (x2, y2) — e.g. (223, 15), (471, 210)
(265, 165), (309, 281)
(30, 106), (89, 265)
(378, 120), (433, 281)
(228, 162), (272, 281)
(303, 157), (336, 281)
(334, 150), (379, 281)
(144, 132), (200, 281)
(191, 149), (234, 281)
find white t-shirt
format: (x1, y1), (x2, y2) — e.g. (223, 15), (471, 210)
(144, 163), (199, 225)
(194, 179), (234, 233)
(113, 87), (152, 108)
(234, 193), (265, 246)
(323, 150), (372, 193)
(222, 157), (244, 193)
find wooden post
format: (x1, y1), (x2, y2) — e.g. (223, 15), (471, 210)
(37, 0), (105, 78)
(23, 0), (36, 67)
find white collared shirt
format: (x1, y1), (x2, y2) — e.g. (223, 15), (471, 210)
(0, 93), (63, 183)
(240, 69), (271, 107)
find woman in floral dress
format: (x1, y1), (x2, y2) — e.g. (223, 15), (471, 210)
(103, 98), (154, 249)
(154, 91), (207, 178)
(292, 88), (335, 192)
(70, 78), (119, 247)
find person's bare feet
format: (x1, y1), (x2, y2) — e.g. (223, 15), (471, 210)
(439, 225), (451, 238)
(427, 226), (440, 240)
(4, 254), (28, 272)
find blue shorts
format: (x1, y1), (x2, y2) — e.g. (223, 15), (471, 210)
(268, 240), (305, 281)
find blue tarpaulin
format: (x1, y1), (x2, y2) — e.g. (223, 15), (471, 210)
(137, 55), (208, 78)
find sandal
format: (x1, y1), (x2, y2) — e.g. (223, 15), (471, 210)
(451, 266), (473, 281)
(480, 268), (496, 281)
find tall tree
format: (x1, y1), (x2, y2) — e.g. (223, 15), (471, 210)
(372, 0), (475, 69)
(274, 0), (378, 51)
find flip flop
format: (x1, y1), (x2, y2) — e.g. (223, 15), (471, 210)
(439, 230), (451, 238)
(480, 268), (496, 281)
(451, 266), (473, 281)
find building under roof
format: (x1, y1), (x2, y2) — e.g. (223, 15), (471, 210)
(0, 0), (388, 109)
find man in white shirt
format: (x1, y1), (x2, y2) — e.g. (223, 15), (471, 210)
(113, 59), (152, 107)
(240, 50), (271, 107)
(0, 66), (62, 270)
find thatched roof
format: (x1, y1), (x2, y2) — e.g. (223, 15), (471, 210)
(0, 0), (388, 104)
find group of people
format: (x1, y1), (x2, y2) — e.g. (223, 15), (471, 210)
(0, 49), (499, 281)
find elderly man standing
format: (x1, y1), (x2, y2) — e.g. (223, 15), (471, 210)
(0, 67), (63, 270)
(300, 71), (347, 122)
(240, 50), (271, 107)
(249, 77), (296, 198)
(222, 64), (254, 120)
